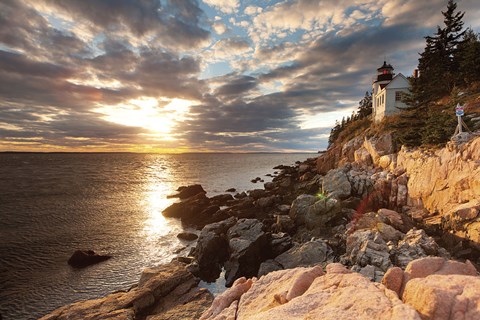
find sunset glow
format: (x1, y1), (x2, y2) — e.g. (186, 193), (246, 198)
(0, 0), (479, 152)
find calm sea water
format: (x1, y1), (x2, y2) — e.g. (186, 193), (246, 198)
(0, 153), (314, 320)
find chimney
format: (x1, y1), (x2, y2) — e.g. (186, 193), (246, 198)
(413, 69), (419, 78)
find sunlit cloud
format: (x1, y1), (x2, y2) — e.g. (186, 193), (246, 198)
(0, 0), (479, 152)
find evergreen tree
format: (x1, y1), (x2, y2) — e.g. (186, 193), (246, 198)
(328, 120), (341, 148)
(457, 29), (480, 85)
(357, 91), (372, 119)
(411, 0), (465, 105)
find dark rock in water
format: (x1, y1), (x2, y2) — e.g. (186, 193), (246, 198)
(226, 188), (236, 192)
(194, 217), (237, 282)
(234, 191), (248, 199)
(224, 218), (270, 287)
(210, 193), (235, 206)
(68, 250), (111, 268)
(177, 232), (198, 241)
(162, 193), (210, 226)
(248, 189), (267, 200)
(170, 184), (206, 199)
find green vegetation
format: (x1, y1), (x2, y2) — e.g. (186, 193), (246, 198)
(329, 0), (480, 149)
(328, 91), (372, 147)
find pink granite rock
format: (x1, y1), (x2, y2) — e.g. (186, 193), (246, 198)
(403, 274), (480, 319)
(382, 257), (478, 297)
(200, 277), (254, 320)
(236, 263), (420, 320)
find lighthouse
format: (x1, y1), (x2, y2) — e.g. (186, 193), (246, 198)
(371, 61), (410, 122)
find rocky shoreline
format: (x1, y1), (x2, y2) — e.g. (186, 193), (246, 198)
(41, 133), (480, 319)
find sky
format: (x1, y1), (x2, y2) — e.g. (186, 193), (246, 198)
(1, 0), (479, 153)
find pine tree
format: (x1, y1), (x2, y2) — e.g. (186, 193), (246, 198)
(411, 0), (465, 105)
(357, 91), (372, 119)
(457, 29), (480, 85)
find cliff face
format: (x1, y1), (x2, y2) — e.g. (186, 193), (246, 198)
(319, 133), (480, 250)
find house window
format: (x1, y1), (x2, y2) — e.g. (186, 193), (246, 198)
(395, 91), (402, 101)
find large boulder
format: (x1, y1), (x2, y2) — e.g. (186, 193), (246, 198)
(403, 274), (480, 320)
(382, 257), (478, 297)
(172, 184), (206, 199)
(194, 217), (237, 282)
(322, 168), (351, 200)
(274, 239), (332, 269)
(224, 219), (270, 287)
(162, 193), (211, 226)
(363, 133), (395, 166)
(67, 250), (111, 268)
(289, 194), (342, 230)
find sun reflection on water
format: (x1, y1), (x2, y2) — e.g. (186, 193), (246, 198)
(142, 160), (177, 240)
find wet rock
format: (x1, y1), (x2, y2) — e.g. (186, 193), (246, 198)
(234, 191), (247, 199)
(274, 239), (332, 269)
(248, 189), (267, 200)
(162, 193), (210, 225)
(177, 232), (198, 241)
(224, 219), (270, 286)
(256, 195), (276, 208)
(225, 197), (256, 219)
(194, 217), (237, 282)
(264, 182), (276, 190)
(67, 250), (111, 268)
(171, 184), (206, 199)
(210, 194), (234, 206)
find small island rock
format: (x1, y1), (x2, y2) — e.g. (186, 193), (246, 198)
(67, 250), (111, 268)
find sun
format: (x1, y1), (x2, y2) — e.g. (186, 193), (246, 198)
(95, 97), (195, 138)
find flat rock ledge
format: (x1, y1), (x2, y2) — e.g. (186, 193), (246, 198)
(39, 260), (213, 320)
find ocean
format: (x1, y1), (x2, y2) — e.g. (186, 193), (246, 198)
(0, 153), (315, 319)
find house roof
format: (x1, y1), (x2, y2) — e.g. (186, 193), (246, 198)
(385, 73), (409, 90)
(377, 61), (394, 71)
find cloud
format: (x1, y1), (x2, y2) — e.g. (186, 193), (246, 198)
(211, 37), (252, 59)
(34, 0), (210, 50)
(212, 22), (228, 35)
(203, 0), (239, 14)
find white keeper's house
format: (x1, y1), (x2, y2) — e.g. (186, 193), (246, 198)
(372, 61), (410, 122)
